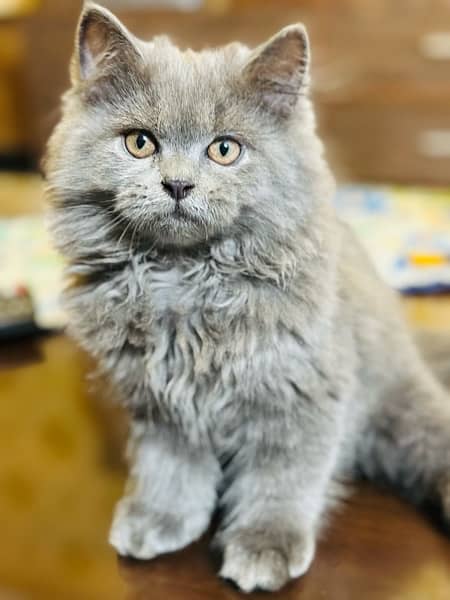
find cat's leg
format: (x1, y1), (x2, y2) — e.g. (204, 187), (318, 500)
(213, 397), (343, 592)
(109, 421), (221, 559)
(358, 367), (450, 525)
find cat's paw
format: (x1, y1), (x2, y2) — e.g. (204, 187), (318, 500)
(216, 527), (315, 593)
(109, 497), (209, 559)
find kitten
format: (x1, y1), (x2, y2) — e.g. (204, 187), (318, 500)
(44, 2), (450, 592)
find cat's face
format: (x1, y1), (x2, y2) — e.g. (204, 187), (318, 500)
(45, 4), (328, 252)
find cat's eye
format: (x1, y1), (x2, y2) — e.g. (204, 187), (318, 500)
(207, 138), (241, 166)
(124, 131), (157, 158)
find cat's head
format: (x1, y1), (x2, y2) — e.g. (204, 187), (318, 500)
(45, 3), (331, 255)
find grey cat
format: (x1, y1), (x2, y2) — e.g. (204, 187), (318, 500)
(44, 2), (450, 592)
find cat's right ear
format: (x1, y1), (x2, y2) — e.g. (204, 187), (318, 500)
(242, 24), (310, 118)
(71, 2), (142, 84)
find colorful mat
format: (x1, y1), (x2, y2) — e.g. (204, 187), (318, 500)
(335, 186), (450, 294)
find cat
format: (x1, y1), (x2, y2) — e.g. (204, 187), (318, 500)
(44, 2), (450, 592)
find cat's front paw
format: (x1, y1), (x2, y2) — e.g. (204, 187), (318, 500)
(215, 527), (315, 593)
(109, 497), (209, 560)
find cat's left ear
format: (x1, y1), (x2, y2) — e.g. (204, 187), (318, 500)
(242, 24), (310, 118)
(72, 2), (143, 84)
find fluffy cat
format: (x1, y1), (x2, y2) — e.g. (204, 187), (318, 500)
(44, 2), (450, 592)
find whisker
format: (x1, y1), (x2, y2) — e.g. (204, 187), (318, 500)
(128, 219), (142, 256)
(117, 218), (135, 247)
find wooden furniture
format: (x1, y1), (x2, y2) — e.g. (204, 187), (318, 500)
(0, 1), (39, 161)
(310, 0), (450, 185)
(20, 0), (450, 184)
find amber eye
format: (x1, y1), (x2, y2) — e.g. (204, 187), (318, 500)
(124, 131), (157, 158)
(207, 138), (241, 166)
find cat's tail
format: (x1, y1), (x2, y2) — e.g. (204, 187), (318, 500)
(415, 330), (450, 389)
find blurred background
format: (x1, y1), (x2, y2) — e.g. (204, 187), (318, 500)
(2, 0), (450, 181)
(0, 1), (450, 599)
(0, 0), (448, 180)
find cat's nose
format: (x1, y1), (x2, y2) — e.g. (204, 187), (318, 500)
(162, 179), (195, 201)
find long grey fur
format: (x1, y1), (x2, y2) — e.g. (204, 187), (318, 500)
(43, 3), (450, 592)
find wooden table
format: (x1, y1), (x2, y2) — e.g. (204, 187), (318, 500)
(0, 326), (449, 600)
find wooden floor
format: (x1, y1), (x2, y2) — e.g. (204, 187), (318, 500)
(0, 175), (450, 599)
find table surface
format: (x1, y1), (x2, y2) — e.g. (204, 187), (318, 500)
(0, 173), (449, 598)
(0, 317), (449, 600)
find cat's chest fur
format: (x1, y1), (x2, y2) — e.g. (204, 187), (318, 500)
(68, 251), (338, 445)
(71, 255), (260, 428)
(137, 261), (232, 377)
(92, 257), (234, 356)
(69, 250), (308, 444)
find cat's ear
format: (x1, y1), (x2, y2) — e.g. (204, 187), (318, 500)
(242, 24), (310, 117)
(72, 2), (142, 83)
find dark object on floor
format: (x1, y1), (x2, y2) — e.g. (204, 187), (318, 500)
(0, 286), (41, 340)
